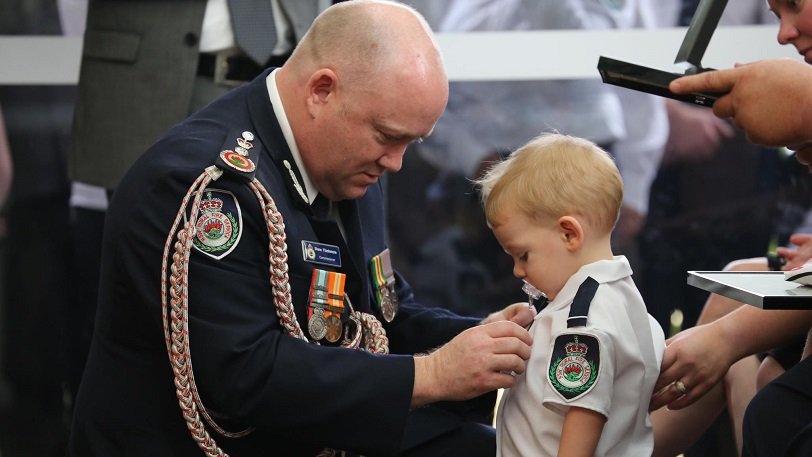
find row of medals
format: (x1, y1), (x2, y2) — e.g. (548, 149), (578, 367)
(307, 284), (398, 343)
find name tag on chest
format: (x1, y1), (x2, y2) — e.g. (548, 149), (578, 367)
(301, 240), (342, 268)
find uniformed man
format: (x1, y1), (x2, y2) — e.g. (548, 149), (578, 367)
(67, 1), (534, 456)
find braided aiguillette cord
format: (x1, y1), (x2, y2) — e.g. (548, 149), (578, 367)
(161, 166), (388, 456)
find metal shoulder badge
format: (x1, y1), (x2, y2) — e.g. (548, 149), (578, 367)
(548, 276), (601, 402)
(190, 131), (260, 259)
(216, 130), (260, 181)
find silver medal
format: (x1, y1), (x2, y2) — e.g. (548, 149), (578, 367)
(380, 285), (398, 322)
(308, 307), (328, 341)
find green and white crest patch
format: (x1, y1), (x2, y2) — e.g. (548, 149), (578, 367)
(192, 189), (243, 260)
(548, 332), (600, 401)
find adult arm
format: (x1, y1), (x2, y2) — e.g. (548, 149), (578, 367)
(410, 303), (535, 407)
(650, 306), (812, 411)
(412, 319), (532, 407)
(669, 59), (812, 157)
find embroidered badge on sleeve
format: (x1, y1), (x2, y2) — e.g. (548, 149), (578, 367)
(192, 189), (243, 260)
(548, 332), (601, 401)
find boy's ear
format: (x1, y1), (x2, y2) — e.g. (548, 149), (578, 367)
(558, 216), (584, 251)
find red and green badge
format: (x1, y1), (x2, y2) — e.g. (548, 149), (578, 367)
(548, 333), (600, 401)
(220, 150), (256, 173)
(192, 189), (242, 260)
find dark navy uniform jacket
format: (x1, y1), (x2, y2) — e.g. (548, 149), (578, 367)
(68, 69), (480, 456)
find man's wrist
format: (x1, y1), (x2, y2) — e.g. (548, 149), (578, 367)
(411, 354), (440, 408)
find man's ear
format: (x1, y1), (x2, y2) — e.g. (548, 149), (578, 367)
(305, 68), (338, 119)
(558, 216), (584, 251)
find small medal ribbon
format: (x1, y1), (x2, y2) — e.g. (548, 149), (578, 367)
(369, 249), (395, 310)
(308, 269), (345, 320)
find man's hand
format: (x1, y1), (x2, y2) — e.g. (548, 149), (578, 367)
(481, 302), (536, 327)
(669, 59), (812, 157)
(412, 321), (532, 408)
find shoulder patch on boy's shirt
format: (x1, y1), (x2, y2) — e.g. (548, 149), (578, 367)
(548, 332), (601, 401)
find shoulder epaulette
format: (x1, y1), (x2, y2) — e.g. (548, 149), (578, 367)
(215, 129), (262, 182)
(567, 276), (599, 328)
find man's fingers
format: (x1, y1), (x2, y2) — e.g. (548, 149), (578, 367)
(481, 320), (533, 346)
(669, 68), (736, 95)
(711, 92), (735, 120)
(493, 371), (520, 389)
(493, 353), (528, 376)
(492, 336), (532, 360)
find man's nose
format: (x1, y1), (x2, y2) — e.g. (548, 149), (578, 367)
(377, 146), (407, 172)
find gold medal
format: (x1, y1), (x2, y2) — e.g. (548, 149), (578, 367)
(308, 307), (327, 341)
(324, 314), (342, 343)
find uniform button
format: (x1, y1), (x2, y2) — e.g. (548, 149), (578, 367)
(183, 33), (199, 47)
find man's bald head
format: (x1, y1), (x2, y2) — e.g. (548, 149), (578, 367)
(285, 0), (446, 93)
(275, 0), (449, 202)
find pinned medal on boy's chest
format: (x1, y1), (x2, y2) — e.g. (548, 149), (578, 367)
(369, 248), (398, 322)
(548, 332), (601, 402)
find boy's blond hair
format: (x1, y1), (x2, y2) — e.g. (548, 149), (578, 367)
(477, 133), (623, 235)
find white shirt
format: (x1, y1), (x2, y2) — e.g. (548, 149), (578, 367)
(496, 256), (665, 457)
(266, 69), (344, 234)
(200, 0), (297, 57)
(266, 69), (316, 204)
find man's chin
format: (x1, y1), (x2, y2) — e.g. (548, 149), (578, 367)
(337, 186), (370, 202)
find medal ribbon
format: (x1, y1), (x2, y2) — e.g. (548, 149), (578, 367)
(308, 269), (345, 319)
(369, 253), (394, 310)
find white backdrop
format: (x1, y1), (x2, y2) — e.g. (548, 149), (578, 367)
(0, 25), (801, 85)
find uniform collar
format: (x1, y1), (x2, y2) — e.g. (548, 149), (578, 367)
(540, 255), (633, 315)
(266, 68), (318, 205)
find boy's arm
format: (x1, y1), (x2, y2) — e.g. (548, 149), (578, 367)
(557, 406), (606, 457)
